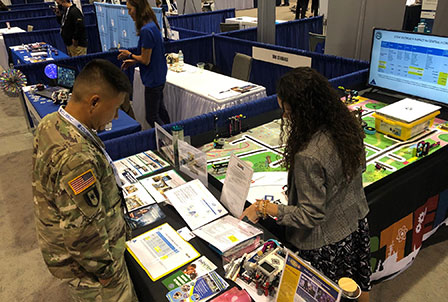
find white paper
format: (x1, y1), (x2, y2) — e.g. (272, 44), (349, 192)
(140, 169), (186, 203)
(193, 215), (262, 253)
(178, 140), (208, 187)
(165, 179), (228, 230)
(177, 226), (196, 241)
(220, 154), (253, 217)
(126, 223), (200, 281)
(208, 89), (240, 100)
(122, 182), (156, 211)
(155, 122), (175, 164)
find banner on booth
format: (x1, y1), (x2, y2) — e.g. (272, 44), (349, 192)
(252, 46), (311, 68)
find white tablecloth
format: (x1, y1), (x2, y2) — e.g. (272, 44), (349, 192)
(214, 0), (254, 10)
(225, 16), (288, 29)
(0, 27), (25, 70)
(133, 64), (267, 129)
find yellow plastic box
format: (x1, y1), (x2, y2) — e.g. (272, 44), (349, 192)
(373, 110), (439, 141)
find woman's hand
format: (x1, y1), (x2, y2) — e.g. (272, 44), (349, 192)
(239, 202), (259, 224)
(121, 59), (137, 70)
(117, 49), (131, 61)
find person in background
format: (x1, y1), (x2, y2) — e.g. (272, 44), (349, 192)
(241, 67), (371, 302)
(403, 0), (422, 31)
(118, 0), (170, 128)
(0, 0), (9, 11)
(311, 0), (319, 16)
(54, 0), (87, 57)
(295, 0), (309, 19)
(33, 59), (138, 301)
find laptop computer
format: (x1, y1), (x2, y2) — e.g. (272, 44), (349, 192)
(36, 65), (77, 99)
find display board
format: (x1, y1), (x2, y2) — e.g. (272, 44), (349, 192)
(95, 3), (163, 51)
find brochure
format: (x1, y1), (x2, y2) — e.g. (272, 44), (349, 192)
(122, 182), (156, 212)
(125, 203), (166, 230)
(139, 169), (186, 203)
(114, 150), (169, 184)
(162, 256), (218, 290)
(166, 271), (229, 302)
(276, 252), (342, 302)
(220, 154), (253, 217)
(193, 215), (262, 254)
(165, 179), (228, 230)
(126, 223), (200, 281)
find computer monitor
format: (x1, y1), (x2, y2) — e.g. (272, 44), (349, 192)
(57, 65), (76, 89)
(368, 28), (448, 107)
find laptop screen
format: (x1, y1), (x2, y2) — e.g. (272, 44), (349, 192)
(57, 65), (76, 89)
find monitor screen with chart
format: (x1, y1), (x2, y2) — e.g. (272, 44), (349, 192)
(368, 28), (448, 106)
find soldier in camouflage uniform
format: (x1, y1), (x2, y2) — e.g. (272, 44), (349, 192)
(32, 59), (138, 302)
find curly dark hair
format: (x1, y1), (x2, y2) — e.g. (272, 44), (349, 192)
(277, 67), (365, 180)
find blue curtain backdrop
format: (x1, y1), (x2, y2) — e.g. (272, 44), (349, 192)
(94, 3), (162, 51)
(170, 26), (207, 40)
(219, 16), (324, 52)
(0, 7), (54, 20)
(167, 8), (235, 34)
(164, 35), (213, 66)
(3, 28), (67, 53)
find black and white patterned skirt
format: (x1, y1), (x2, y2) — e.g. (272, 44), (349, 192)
(297, 218), (372, 291)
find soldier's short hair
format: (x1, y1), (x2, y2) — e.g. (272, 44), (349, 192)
(74, 59), (131, 96)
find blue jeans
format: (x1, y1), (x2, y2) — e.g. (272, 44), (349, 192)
(144, 84), (171, 127)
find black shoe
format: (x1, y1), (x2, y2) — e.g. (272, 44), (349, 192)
(280, 3), (289, 6)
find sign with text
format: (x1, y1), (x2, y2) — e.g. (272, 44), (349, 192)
(252, 46), (312, 68)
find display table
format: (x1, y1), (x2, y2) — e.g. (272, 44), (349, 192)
(214, 0), (254, 10)
(0, 27), (25, 69)
(225, 16), (288, 29)
(133, 64), (267, 129)
(9, 43), (69, 65)
(22, 86), (141, 141)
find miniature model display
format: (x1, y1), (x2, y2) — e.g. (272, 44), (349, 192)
(199, 97), (448, 193)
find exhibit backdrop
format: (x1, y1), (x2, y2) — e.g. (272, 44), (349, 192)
(95, 2), (163, 52)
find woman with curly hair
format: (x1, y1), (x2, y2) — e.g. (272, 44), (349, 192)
(241, 67), (371, 301)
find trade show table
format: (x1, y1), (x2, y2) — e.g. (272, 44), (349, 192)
(21, 86), (141, 141)
(133, 63), (267, 129)
(10, 42), (69, 65)
(0, 26), (25, 69)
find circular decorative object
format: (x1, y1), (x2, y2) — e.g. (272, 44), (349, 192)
(0, 68), (27, 97)
(364, 126), (376, 135)
(44, 63), (57, 79)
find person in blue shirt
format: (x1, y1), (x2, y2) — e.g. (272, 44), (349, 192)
(118, 0), (170, 127)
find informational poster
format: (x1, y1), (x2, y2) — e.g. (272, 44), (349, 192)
(165, 180), (228, 230)
(126, 223), (200, 281)
(126, 203), (166, 230)
(122, 182), (156, 212)
(276, 253), (342, 302)
(220, 154), (253, 217)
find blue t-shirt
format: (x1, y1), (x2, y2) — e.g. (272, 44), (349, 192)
(137, 21), (167, 88)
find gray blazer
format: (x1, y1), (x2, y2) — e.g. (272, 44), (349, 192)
(276, 130), (369, 250)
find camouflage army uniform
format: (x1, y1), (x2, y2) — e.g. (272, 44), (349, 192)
(32, 111), (138, 302)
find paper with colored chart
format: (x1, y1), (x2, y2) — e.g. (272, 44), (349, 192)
(126, 223), (200, 281)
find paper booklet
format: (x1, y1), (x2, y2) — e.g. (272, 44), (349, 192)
(193, 215), (263, 254)
(122, 182), (156, 212)
(125, 203), (166, 230)
(126, 223), (200, 281)
(114, 150), (169, 184)
(139, 169), (186, 203)
(164, 179), (228, 230)
(162, 256), (217, 290)
(166, 271), (229, 302)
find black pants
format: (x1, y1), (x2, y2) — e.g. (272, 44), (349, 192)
(402, 5), (422, 31)
(144, 84), (171, 128)
(311, 0), (319, 16)
(295, 0), (309, 19)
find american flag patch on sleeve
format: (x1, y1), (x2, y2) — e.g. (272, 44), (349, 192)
(68, 169), (96, 195)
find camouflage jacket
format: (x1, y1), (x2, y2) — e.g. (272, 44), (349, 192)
(32, 111), (127, 281)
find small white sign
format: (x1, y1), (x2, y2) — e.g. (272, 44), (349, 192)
(421, 11), (436, 19)
(252, 46), (312, 68)
(422, 0), (438, 11)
